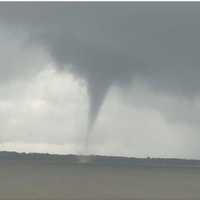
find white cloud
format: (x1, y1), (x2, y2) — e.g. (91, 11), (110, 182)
(0, 64), (88, 152)
(86, 86), (187, 158)
(0, 65), (200, 159)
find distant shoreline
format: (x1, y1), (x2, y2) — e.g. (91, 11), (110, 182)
(0, 151), (200, 168)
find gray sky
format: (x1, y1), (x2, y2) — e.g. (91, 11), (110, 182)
(0, 3), (200, 158)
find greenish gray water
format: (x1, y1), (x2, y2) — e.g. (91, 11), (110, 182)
(0, 159), (200, 199)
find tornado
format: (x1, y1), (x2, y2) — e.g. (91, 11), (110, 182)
(83, 74), (112, 154)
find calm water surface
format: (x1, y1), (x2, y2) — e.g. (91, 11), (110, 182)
(0, 160), (200, 199)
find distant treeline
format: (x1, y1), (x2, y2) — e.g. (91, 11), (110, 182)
(0, 151), (200, 168)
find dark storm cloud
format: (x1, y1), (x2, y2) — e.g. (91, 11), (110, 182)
(1, 3), (200, 128)
(0, 27), (48, 84)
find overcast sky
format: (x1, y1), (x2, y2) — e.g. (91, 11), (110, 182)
(0, 3), (200, 158)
